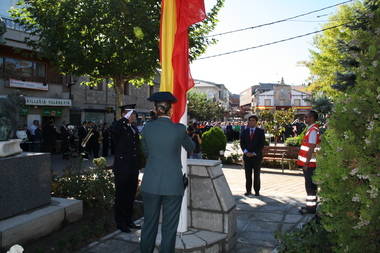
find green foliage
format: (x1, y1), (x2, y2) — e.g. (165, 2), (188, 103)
(52, 158), (115, 209)
(306, 2), (364, 97)
(276, 218), (333, 253)
(312, 1), (380, 252)
(201, 127), (227, 160)
(11, 0), (225, 117)
(285, 127), (307, 147)
(259, 109), (295, 143)
(306, 92), (334, 122)
(188, 90), (225, 121)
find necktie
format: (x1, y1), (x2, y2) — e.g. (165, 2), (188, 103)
(250, 129), (254, 140)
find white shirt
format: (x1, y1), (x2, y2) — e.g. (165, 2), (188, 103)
(306, 124), (317, 144)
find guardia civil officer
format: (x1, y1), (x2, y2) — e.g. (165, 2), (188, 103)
(140, 92), (195, 253)
(111, 104), (142, 233)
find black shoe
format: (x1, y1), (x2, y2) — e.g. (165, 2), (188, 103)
(244, 192), (251, 196)
(117, 225), (131, 233)
(298, 206), (316, 215)
(128, 223), (141, 229)
(255, 192), (260, 196)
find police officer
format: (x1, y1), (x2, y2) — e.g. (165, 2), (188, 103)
(140, 92), (195, 253)
(112, 104), (142, 233)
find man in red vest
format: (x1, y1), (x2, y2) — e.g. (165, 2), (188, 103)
(297, 110), (320, 214)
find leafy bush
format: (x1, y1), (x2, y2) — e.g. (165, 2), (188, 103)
(201, 127), (227, 160)
(276, 218), (333, 253)
(52, 157), (115, 209)
(284, 136), (302, 146)
(313, 2), (380, 252)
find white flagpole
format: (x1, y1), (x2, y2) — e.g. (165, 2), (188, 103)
(177, 103), (188, 233)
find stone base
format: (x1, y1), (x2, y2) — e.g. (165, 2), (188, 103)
(82, 219), (227, 253)
(0, 197), (83, 251)
(0, 139), (22, 157)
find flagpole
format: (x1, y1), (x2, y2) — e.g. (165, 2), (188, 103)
(177, 103), (188, 233)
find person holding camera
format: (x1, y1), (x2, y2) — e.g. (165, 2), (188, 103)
(187, 125), (202, 159)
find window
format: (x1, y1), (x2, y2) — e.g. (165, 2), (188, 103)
(279, 99), (286, 106)
(294, 99), (301, 106)
(264, 99), (271, 106)
(2, 57), (46, 81)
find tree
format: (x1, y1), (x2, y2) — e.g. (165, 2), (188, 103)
(11, 0), (225, 118)
(259, 109), (295, 145)
(188, 91), (224, 121)
(305, 2), (363, 98)
(313, 1), (380, 251)
(306, 91), (333, 123)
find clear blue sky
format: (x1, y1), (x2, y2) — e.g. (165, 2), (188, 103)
(191, 0), (351, 94)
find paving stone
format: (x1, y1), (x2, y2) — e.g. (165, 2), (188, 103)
(232, 243), (273, 253)
(283, 214), (303, 224)
(181, 234), (206, 249)
(194, 230), (226, 245)
(237, 231), (278, 247)
(236, 213), (251, 232)
(249, 212), (284, 222)
(280, 223), (295, 232)
(115, 230), (141, 243)
(87, 240), (138, 253)
(245, 221), (281, 233)
(254, 203), (289, 213)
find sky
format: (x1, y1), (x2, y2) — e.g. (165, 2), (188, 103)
(191, 0), (351, 94)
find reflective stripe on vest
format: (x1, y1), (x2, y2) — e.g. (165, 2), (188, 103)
(297, 124), (320, 167)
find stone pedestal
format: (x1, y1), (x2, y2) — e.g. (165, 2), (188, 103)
(0, 139), (22, 157)
(187, 159), (237, 252)
(0, 152), (51, 220)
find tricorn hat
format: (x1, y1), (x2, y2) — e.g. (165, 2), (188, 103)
(147, 92), (177, 103)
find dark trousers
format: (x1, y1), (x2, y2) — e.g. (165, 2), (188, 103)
(140, 192), (182, 253)
(114, 170), (139, 227)
(244, 156), (261, 193)
(303, 166), (317, 210)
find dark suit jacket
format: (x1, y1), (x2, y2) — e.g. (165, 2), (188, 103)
(240, 127), (265, 158)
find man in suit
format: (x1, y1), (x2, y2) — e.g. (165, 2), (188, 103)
(240, 115), (265, 196)
(140, 92), (195, 253)
(111, 104), (142, 233)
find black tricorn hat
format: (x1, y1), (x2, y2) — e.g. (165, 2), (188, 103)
(147, 92), (177, 103)
(119, 104), (136, 112)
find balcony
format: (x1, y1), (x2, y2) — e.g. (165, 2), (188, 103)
(1, 16), (29, 33)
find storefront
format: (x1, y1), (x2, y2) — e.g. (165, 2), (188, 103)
(24, 96), (72, 127)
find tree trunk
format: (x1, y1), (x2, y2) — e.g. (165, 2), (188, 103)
(113, 77), (125, 120)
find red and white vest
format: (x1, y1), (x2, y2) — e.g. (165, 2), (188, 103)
(297, 123), (321, 168)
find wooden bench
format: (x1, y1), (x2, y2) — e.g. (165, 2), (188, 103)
(262, 146), (300, 173)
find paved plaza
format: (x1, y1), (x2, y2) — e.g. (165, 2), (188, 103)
(81, 165), (313, 253)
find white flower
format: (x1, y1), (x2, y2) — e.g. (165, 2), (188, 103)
(352, 194), (360, 202)
(365, 138), (371, 145)
(344, 133), (349, 139)
(337, 147), (343, 152)
(357, 174), (369, 180)
(367, 121), (374, 130)
(353, 217), (370, 229)
(367, 185), (378, 199)
(374, 114), (380, 119)
(7, 245), (24, 253)
(350, 168), (359, 175)
(373, 61), (379, 67)
(342, 175), (348, 180)
(353, 108), (361, 114)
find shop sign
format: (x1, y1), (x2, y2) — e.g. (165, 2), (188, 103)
(25, 97), (72, 107)
(9, 79), (49, 91)
(42, 108), (63, 117)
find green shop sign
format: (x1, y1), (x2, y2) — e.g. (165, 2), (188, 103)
(42, 108), (63, 117)
(19, 107), (29, 115)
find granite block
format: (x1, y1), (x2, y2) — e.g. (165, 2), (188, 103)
(190, 178), (220, 211)
(191, 210), (223, 232)
(205, 243), (220, 253)
(0, 152), (51, 220)
(194, 230), (226, 246)
(206, 164), (223, 178)
(181, 234), (206, 249)
(190, 165), (209, 177)
(52, 197), (83, 223)
(213, 176), (235, 212)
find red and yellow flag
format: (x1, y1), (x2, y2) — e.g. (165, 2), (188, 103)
(159, 0), (206, 123)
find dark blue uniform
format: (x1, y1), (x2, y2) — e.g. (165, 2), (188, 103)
(111, 117), (141, 230)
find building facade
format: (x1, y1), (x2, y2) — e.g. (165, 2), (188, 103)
(192, 79), (231, 110)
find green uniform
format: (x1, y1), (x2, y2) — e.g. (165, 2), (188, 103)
(140, 117), (194, 253)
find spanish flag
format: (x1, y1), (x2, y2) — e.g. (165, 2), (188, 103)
(159, 0), (206, 123)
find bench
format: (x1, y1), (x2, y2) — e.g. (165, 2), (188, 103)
(262, 146), (300, 173)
